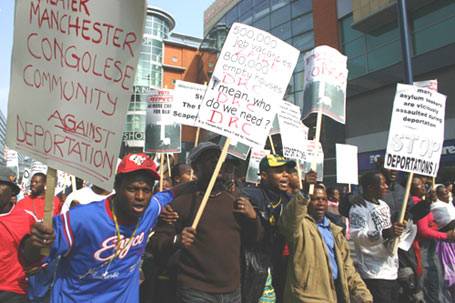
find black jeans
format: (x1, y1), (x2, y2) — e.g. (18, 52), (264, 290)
(0, 291), (29, 303)
(364, 279), (399, 303)
(177, 287), (241, 303)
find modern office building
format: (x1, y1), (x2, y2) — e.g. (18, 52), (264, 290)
(122, 7), (175, 153)
(203, 0), (455, 184)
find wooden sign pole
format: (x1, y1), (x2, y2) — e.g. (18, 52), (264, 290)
(166, 153), (172, 177)
(309, 110), (322, 195)
(392, 172), (413, 254)
(191, 138), (231, 229)
(159, 153), (164, 192)
(41, 167), (57, 256)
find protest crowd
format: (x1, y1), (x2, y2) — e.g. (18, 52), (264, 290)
(1, 2), (454, 303)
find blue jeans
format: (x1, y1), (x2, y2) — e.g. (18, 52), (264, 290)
(177, 287), (241, 303)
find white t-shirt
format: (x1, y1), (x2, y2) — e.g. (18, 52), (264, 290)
(349, 199), (398, 280)
(60, 187), (112, 214)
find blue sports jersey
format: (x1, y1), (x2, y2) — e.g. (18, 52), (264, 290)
(49, 190), (173, 303)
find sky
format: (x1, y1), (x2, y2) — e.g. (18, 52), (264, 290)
(0, 0), (214, 116)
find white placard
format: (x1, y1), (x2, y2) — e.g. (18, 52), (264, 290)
(301, 141), (324, 181)
(6, 0), (145, 190)
(302, 45), (348, 124)
(336, 143), (358, 185)
(196, 22), (299, 148)
(4, 148), (19, 168)
(246, 148), (270, 184)
(278, 101), (308, 161)
(384, 84), (446, 177)
(145, 89), (181, 153)
(172, 80), (206, 126)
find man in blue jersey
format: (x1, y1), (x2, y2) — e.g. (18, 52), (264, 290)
(21, 153), (174, 303)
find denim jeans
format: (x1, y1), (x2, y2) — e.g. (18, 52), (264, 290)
(177, 286), (241, 303)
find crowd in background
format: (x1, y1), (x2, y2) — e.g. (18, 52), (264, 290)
(0, 143), (454, 303)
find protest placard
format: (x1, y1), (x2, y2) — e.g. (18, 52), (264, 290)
(278, 101), (308, 161)
(301, 141), (324, 182)
(384, 83), (446, 177)
(302, 45), (348, 124)
(246, 148), (270, 184)
(336, 143), (358, 185)
(6, 0), (145, 190)
(219, 137), (251, 160)
(172, 80), (206, 126)
(55, 170), (72, 195)
(31, 160), (48, 176)
(4, 148), (19, 170)
(268, 115), (280, 136)
(196, 22), (299, 148)
(145, 89), (182, 153)
(414, 79), (438, 91)
(20, 168), (31, 194)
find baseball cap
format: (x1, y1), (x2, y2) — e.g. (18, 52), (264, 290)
(188, 142), (221, 165)
(259, 154), (296, 172)
(117, 153), (160, 179)
(0, 167), (20, 195)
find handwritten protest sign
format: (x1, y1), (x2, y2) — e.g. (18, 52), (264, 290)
(278, 101), (308, 161)
(20, 168), (31, 193)
(384, 84), (446, 177)
(172, 80), (206, 126)
(145, 89), (182, 153)
(302, 45), (348, 124)
(6, 0), (145, 190)
(301, 141), (324, 181)
(196, 23), (299, 148)
(55, 170), (72, 195)
(336, 144), (358, 185)
(246, 148), (270, 184)
(31, 160), (48, 176)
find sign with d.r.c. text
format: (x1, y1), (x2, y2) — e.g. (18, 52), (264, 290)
(6, 0), (145, 190)
(196, 22), (299, 148)
(385, 83), (446, 177)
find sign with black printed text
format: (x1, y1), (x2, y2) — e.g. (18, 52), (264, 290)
(384, 83), (446, 177)
(196, 22), (299, 148)
(145, 89), (181, 153)
(172, 80), (206, 126)
(278, 101), (308, 161)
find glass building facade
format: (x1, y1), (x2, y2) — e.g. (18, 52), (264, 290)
(340, 1), (455, 79)
(123, 7), (175, 151)
(204, 0), (314, 109)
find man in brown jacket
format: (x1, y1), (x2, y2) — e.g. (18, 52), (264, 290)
(279, 185), (372, 303)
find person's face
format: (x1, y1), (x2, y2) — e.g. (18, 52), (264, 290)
(308, 188), (328, 223)
(412, 177), (425, 197)
(331, 189), (340, 202)
(179, 168), (193, 183)
(261, 166), (289, 192)
(370, 174), (388, 199)
(436, 186), (449, 203)
(30, 175), (45, 196)
(117, 176), (153, 218)
(0, 184), (13, 211)
(194, 150), (220, 185)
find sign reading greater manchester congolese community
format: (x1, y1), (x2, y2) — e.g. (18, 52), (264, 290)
(6, 0), (145, 190)
(384, 83), (446, 177)
(196, 22), (299, 148)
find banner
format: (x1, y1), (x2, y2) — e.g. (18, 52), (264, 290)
(301, 141), (324, 182)
(336, 143), (358, 185)
(384, 84), (446, 177)
(172, 80), (206, 126)
(145, 89), (182, 153)
(246, 148), (270, 184)
(6, 0), (145, 190)
(302, 45), (348, 124)
(196, 22), (299, 148)
(278, 101), (308, 161)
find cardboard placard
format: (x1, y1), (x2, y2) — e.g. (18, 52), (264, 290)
(145, 89), (182, 153)
(384, 84), (446, 177)
(302, 45), (348, 124)
(196, 22), (299, 148)
(6, 0), (146, 190)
